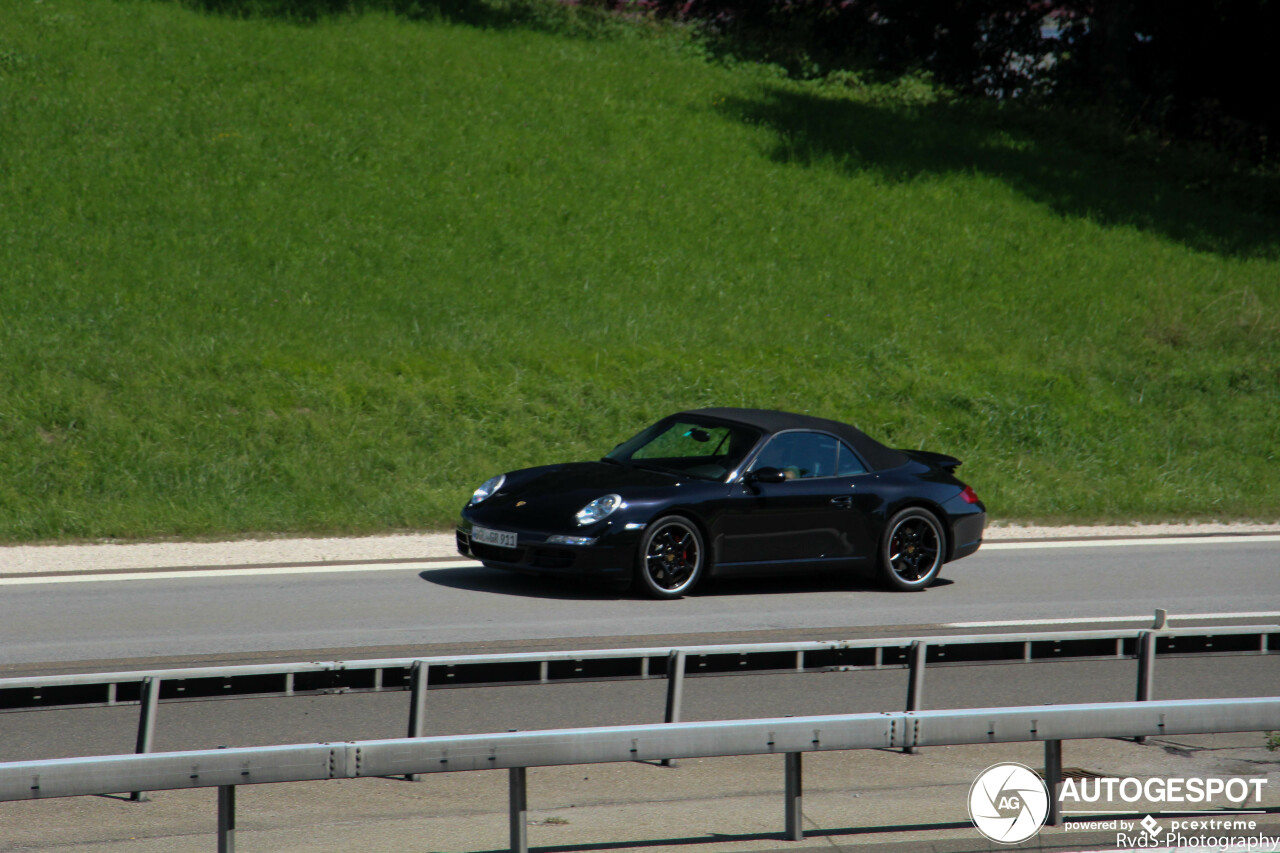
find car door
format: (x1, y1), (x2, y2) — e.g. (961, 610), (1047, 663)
(713, 431), (876, 571)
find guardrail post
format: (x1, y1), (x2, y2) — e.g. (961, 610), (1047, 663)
(509, 767), (528, 853)
(661, 650), (686, 768)
(903, 641), (926, 754)
(784, 752), (803, 841)
(217, 784), (236, 853)
(1044, 740), (1062, 826)
(131, 677), (160, 802)
(405, 661), (429, 781)
(1135, 631), (1155, 743)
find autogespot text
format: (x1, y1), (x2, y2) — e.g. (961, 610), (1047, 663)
(1060, 776), (1268, 805)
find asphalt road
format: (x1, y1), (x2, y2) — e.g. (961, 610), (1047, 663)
(0, 538), (1277, 666)
(1, 536), (1278, 853)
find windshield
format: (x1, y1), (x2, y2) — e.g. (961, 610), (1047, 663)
(605, 417), (761, 481)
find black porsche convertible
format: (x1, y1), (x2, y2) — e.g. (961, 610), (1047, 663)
(457, 408), (985, 598)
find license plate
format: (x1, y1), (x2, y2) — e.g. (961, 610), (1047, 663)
(471, 525), (517, 549)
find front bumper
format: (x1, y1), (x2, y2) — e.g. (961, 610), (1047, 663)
(456, 516), (640, 577)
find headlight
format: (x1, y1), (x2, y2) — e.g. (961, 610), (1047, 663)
(469, 474), (505, 505)
(575, 494), (623, 526)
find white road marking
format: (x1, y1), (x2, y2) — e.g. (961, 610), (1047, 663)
(947, 612), (1280, 628)
(0, 561), (483, 586)
(982, 534), (1280, 550)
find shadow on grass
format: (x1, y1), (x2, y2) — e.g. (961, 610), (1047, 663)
(176, 0), (621, 35)
(722, 86), (1280, 260)
(172, 0), (1278, 260)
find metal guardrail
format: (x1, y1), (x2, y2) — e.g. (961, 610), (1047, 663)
(4, 623), (1274, 796)
(2, 697), (1277, 852)
(3, 624), (1275, 712)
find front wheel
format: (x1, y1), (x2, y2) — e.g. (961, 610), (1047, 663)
(878, 507), (944, 591)
(635, 516), (705, 599)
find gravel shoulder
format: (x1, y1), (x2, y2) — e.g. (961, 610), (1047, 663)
(1, 521), (1278, 576)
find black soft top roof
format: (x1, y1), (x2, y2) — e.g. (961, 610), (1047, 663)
(679, 407), (910, 472)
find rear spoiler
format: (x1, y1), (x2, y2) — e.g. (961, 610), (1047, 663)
(900, 449), (962, 472)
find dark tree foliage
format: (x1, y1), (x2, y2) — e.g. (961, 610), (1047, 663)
(618, 0), (1054, 96)
(617, 0), (1274, 161)
(1056, 0), (1277, 161)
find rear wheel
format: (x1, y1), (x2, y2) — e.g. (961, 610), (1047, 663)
(635, 516), (705, 599)
(878, 507), (944, 591)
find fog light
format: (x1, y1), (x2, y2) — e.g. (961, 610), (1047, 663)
(546, 535), (597, 546)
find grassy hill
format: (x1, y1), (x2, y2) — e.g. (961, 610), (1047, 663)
(1, 0), (1277, 542)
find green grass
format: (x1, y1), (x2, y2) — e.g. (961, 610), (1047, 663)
(1, 0), (1278, 542)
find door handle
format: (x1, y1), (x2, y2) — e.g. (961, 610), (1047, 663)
(830, 495), (853, 508)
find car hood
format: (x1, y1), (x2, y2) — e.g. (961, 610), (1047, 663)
(476, 461), (686, 519)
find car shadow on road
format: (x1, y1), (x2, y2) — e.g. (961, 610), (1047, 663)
(418, 567), (632, 601)
(698, 574), (955, 597)
(418, 566), (953, 600)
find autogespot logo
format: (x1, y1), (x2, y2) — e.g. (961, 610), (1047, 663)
(968, 762), (1051, 844)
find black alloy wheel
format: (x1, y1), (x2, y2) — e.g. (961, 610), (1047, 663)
(879, 507), (944, 591)
(636, 516), (705, 599)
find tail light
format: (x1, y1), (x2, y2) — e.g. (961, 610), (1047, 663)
(960, 485), (980, 504)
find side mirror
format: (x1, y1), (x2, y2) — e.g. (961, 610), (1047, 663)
(748, 467), (787, 485)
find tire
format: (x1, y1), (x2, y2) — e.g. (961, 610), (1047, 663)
(878, 507), (944, 591)
(635, 516), (706, 599)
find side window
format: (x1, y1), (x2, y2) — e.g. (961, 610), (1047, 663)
(837, 441), (868, 476)
(750, 432), (839, 479)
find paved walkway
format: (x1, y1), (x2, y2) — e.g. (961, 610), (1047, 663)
(3, 522), (1280, 576)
